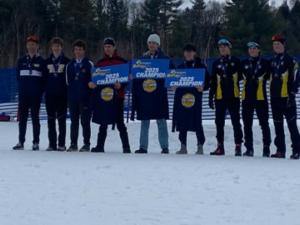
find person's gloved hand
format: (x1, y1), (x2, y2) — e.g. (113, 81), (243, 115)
(209, 99), (214, 110)
(287, 93), (296, 108)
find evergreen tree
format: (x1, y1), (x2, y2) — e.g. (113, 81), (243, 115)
(222, 0), (275, 55)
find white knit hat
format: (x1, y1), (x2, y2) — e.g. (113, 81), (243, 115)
(147, 34), (160, 46)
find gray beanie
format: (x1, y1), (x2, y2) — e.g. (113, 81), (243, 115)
(147, 34), (160, 46)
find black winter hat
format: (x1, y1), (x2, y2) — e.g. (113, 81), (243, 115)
(103, 37), (116, 46)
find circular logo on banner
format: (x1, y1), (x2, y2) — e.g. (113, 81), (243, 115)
(101, 87), (114, 101)
(181, 93), (195, 108)
(143, 79), (157, 93)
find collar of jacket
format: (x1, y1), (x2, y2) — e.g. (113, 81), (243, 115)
(104, 52), (119, 59)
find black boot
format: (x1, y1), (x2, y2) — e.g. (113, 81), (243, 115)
(91, 146), (105, 153)
(12, 142), (24, 150)
(210, 143), (225, 156)
(135, 148), (147, 154)
(290, 152), (300, 160)
(271, 150), (286, 158)
(161, 148), (169, 154)
(243, 149), (254, 157)
(123, 148), (131, 154)
(262, 146), (270, 157)
(235, 144), (242, 156)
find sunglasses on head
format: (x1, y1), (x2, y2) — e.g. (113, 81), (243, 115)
(247, 42), (260, 48)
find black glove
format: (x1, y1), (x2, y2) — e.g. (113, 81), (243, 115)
(209, 99), (215, 110)
(286, 93), (296, 108)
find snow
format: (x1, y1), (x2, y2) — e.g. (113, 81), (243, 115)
(0, 120), (299, 225)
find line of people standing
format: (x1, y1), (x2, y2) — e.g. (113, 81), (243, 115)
(12, 33), (300, 160)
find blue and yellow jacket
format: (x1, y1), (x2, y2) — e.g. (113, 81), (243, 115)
(16, 53), (46, 97)
(241, 57), (270, 101)
(45, 53), (70, 96)
(209, 55), (242, 101)
(269, 53), (299, 98)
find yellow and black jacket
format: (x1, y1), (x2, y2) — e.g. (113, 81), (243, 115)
(241, 57), (270, 101)
(209, 55), (242, 100)
(270, 53), (299, 98)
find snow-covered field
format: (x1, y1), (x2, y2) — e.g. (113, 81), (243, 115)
(0, 120), (299, 225)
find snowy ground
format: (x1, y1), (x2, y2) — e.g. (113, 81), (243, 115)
(0, 120), (299, 225)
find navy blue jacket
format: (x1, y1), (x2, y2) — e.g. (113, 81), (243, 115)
(45, 53), (70, 96)
(92, 86), (117, 125)
(16, 54), (46, 97)
(131, 49), (173, 120)
(66, 58), (94, 104)
(172, 57), (210, 132)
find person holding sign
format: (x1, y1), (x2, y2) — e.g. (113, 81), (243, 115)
(44, 37), (70, 151)
(66, 40), (94, 152)
(131, 34), (173, 154)
(172, 43), (210, 155)
(241, 42), (271, 157)
(13, 36), (46, 151)
(209, 39), (243, 156)
(89, 37), (131, 153)
(269, 35), (300, 160)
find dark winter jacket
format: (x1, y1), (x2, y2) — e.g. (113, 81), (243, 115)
(131, 49), (173, 120)
(172, 57), (210, 132)
(16, 53), (46, 97)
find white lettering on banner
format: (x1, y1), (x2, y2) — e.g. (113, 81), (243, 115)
(96, 74), (128, 85)
(170, 81), (203, 87)
(136, 71), (166, 78)
(20, 70), (42, 77)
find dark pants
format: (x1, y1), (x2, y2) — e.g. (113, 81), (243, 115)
(179, 130), (205, 146)
(271, 98), (300, 154)
(69, 101), (91, 146)
(215, 98), (243, 144)
(97, 99), (130, 149)
(18, 94), (41, 144)
(242, 100), (271, 151)
(46, 94), (67, 147)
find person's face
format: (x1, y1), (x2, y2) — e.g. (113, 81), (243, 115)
(74, 46), (85, 59)
(219, 44), (230, 56)
(27, 41), (39, 55)
(147, 41), (159, 53)
(273, 41), (285, 54)
(52, 43), (63, 56)
(104, 44), (116, 56)
(248, 47), (260, 57)
(184, 50), (196, 61)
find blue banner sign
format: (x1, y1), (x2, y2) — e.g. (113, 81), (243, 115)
(165, 69), (205, 88)
(131, 59), (170, 79)
(92, 64), (129, 85)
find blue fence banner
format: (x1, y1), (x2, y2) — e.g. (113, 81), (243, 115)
(165, 69), (205, 88)
(92, 64), (129, 85)
(131, 59), (170, 79)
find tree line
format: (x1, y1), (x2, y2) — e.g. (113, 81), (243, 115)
(0, 0), (300, 68)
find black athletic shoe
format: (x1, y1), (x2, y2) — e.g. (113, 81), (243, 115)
(32, 143), (39, 151)
(46, 146), (57, 151)
(263, 146), (270, 157)
(123, 148), (131, 154)
(243, 150), (254, 157)
(57, 146), (66, 151)
(271, 150), (286, 159)
(79, 144), (90, 152)
(135, 148), (148, 154)
(67, 144), (78, 152)
(210, 144), (225, 156)
(91, 147), (105, 153)
(12, 143), (24, 150)
(290, 153), (300, 160)
(235, 145), (242, 156)
(161, 148), (169, 154)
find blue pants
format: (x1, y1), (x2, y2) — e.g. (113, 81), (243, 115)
(140, 119), (169, 150)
